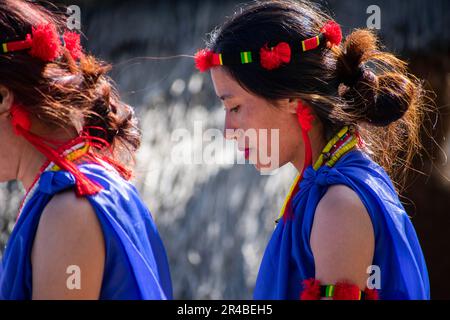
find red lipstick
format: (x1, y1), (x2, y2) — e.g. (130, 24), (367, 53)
(244, 148), (250, 159)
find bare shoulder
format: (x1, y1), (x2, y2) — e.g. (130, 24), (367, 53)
(314, 184), (372, 228)
(31, 191), (105, 299)
(310, 184), (375, 289)
(39, 191), (99, 229)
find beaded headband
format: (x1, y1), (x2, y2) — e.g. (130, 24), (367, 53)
(0, 23), (82, 62)
(195, 20), (342, 72)
(195, 20), (343, 222)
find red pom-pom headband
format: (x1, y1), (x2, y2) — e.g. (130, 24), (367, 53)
(0, 23), (83, 62)
(195, 20), (342, 72)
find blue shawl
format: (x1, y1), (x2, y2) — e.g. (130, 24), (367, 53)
(254, 150), (430, 300)
(0, 163), (172, 300)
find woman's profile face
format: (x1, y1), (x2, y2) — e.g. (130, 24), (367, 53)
(210, 67), (304, 172)
(0, 86), (25, 182)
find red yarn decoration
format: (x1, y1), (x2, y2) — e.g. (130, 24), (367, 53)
(10, 103), (32, 135)
(2, 23), (83, 62)
(364, 287), (379, 300)
(300, 279), (378, 300)
(320, 20), (342, 47)
(259, 42), (291, 70)
(29, 24), (62, 62)
(296, 101), (314, 132)
(195, 49), (215, 72)
(300, 278), (321, 300)
(333, 282), (362, 300)
(280, 101), (314, 222)
(10, 103), (102, 197)
(297, 101), (314, 171)
(63, 31), (83, 60)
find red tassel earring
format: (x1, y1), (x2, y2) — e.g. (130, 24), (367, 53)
(296, 100), (314, 174)
(281, 100), (315, 222)
(10, 103), (32, 134)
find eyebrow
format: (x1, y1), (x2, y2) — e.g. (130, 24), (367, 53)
(219, 94), (234, 101)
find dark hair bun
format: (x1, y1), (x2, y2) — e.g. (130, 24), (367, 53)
(336, 29), (417, 127)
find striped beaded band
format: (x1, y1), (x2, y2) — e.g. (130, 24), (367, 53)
(1, 36), (31, 54)
(322, 285), (336, 298)
(302, 35), (321, 51)
(320, 285), (364, 300)
(240, 51), (253, 64)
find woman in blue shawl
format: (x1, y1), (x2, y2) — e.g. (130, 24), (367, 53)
(195, 0), (430, 300)
(0, 0), (171, 300)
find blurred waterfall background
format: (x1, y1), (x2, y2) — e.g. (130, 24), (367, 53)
(1, 0), (449, 299)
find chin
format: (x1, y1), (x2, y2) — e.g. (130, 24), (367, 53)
(252, 159), (288, 175)
(0, 174), (13, 183)
(0, 163), (18, 183)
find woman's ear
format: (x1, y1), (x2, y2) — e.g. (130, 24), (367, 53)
(287, 98), (300, 114)
(0, 85), (14, 116)
(276, 98), (300, 114)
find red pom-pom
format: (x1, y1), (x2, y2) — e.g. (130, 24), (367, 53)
(364, 288), (379, 300)
(63, 31), (83, 60)
(300, 278), (321, 300)
(296, 101), (314, 131)
(10, 103), (31, 135)
(260, 42), (291, 70)
(195, 49), (215, 72)
(321, 20), (342, 47)
(29, 24), (62, 62)
(333, 282), (362, 300)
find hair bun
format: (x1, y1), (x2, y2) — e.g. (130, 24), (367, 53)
(364, 74), (413, 126)
(340, 62), (377, 88)
(336, 29), (417, 127)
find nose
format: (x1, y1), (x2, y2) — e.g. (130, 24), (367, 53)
(223, 112), (237, 140)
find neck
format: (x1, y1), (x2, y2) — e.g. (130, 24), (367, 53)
(15, 128), (78, 191)
(291, 128), (326, 174)
(16, 143), (47, 191)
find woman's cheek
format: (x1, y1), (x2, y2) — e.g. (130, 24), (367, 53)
(0, 122), (21, 181)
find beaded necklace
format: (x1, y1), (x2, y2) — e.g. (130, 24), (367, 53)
(276, 125), (358, 223)
(16, 142), (90, 222)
